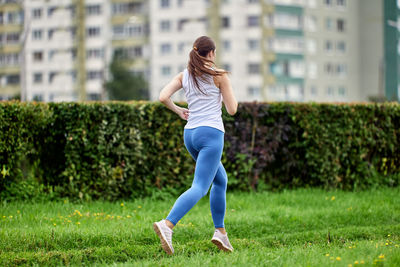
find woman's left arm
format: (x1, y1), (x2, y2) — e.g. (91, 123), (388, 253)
(159, 72), (189, 120)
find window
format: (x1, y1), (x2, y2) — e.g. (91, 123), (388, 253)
(222, 63), (231, 72)
(32, 29), (43, 40)
(87, 48), (104, 59)
(6, 33), (19, 43)
(307, 39), (316, 54)
(248, 0), (258, 3)
(247, 86), (260, 97)
(87, 70), (103, 80)
(247, 15), (259, 27)
(160, 0), (170, 8)
(324, 0), (333, 6)
(325, 18), (333, 30)
(337, 0), (346, 7)
(221, 16), (230, 28)
(87, 93), (101, 101)
(48, 29), (55, 40)
(33, 73), (43, 83)
(325, 40), (333, 52)
(6, 74), (19, 85)
(161, 65), (171, 76)
(338, 86), (346, 96)
(86, 4), (102, 15)
(32, 8), (42, 19)
(33, 94), (44, 102)
(337, 63), (347, 77)
(48, 50), (56, 60)
(33, 51), (43, 62)
(160, 20), (171, 32)
(160, 43), (172, 54)
(48, 7), (57, 17)
(325, 63), (334, 75)
(49, 72), (57, 83)
(310, 86), (317, 96)
(337, 41), (346, 53)
(178, 42), (185, 53)
(308, 62), (317, 79)
(326, 87), (334, 96)
(87, 27), (101, 37)
(222, 40), (231, 51)
(337, 19), (345, 32)
(248, 63), (260, 74)
(248, 39), (260, 51)
(305, 16), (317, 32)
(112, 2), (143, 14)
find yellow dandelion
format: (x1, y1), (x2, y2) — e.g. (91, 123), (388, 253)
(360, 260), (365, 264)
(2, 216), (5, 218)
(378, 254), (384, 259)
(336, 257), (341, 261)
(17, 210), (20, 213)
(120, 203), (124, 207)
(354, 260), (359, 264)
(325, 253), (330, 257)
(349, 246), (352, 249)
(138, 205), (142, 209)
(53, 223), (56, 226)
(348, 264), (352, 267)
(76, 222), (80, 225)
(133, 210), (137, 213)
(331, 196), (335, 201)
(395, 244), (399, 247)
(9, 215), (12, 218)
(127, 215), (131, 218)
(388, 234), (391, 237)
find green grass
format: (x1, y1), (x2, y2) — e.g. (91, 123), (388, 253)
(1, 187), (399, 266)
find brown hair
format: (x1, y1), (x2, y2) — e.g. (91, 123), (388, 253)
(188, 36), (227, 94)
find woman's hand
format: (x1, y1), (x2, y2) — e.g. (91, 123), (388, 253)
(175, 106), (189, 120)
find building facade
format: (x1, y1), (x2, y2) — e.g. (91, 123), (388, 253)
(1, 0), (399, 102)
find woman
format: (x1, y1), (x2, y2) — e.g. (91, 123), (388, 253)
(153, 36), (238, 255)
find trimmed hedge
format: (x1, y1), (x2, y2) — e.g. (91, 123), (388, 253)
(0, 101), (399, 201)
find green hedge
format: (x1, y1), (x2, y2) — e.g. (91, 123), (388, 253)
(0, 101), (399, 201)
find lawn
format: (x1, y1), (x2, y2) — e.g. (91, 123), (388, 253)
(0, 187), (399, 266)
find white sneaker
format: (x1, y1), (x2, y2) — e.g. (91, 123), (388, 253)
(211, 229), (234, 252)
(153, 219), (174, 255)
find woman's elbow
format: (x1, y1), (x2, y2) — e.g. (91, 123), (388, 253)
(227, 105), (237, 115)
(159, 94), (167, 103)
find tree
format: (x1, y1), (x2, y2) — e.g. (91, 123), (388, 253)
(105, 52), (149, 101)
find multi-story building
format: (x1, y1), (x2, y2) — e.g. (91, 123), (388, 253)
(149, 0), (400, 103)
(0, 0), (23, 100)
(0, 0), (149, 102)
(1, 0), (399, 103)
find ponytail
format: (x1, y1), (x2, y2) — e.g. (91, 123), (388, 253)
(188, 36), (228, 95)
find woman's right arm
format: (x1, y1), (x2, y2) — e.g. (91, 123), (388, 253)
(218, 73), (238, 115)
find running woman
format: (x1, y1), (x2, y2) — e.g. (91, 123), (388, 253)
(153, 36), (238, 255)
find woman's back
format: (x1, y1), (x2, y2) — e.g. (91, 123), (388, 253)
(182, 68), (224, 133)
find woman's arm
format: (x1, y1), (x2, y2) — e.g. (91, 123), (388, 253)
(159, 72), (189, 120)
(217, 73), (238, 115)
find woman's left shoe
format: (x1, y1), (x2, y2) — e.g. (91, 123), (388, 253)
(211, 229), (234, 252)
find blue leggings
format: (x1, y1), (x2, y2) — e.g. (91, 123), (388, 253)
(166, 126), (228, 228)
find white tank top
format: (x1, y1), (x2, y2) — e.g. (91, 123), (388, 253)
(182, 68), (225, 133)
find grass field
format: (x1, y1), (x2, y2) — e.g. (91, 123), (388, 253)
(1, 187), (399, 266)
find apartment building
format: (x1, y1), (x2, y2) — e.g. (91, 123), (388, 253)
(0, 0), (149, 102)
(1, 0), (399, 102)
(0, 0), (23, 100)
(149, 0), (400, 103)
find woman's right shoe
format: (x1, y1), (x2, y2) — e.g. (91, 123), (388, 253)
(211, 229), (234, 252)
(153, 219), (174, 255)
